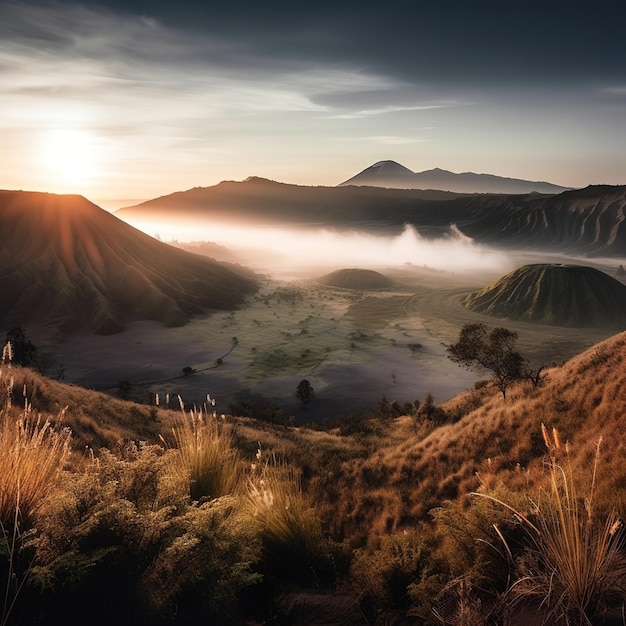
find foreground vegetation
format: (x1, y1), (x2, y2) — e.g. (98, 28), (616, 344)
(1, 330), (626, 625)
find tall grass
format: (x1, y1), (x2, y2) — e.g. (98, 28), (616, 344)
(246, 448), (329, 584)
(1, 342), (71, 625)
(474, 425), (626, 625)
(165, 400), (242, 501)
(0, 344), (72, 529)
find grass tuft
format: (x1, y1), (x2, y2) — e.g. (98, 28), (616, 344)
(0, 351), (71, 530)
(474, 427), (626, 625)
(165, 401), (242, 502)
(246, 447), (330, 585)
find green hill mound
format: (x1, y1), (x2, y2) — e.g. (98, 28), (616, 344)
(464, 264), (626, 328)
(317, 268), (393, 290)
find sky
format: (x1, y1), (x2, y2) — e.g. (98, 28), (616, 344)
(2, 0), (626, 207)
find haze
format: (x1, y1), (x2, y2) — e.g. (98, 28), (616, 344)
(125, 217), (512, 278)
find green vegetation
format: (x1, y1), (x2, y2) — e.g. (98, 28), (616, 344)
(295, 379), (315, 407)
(464, 264), (626, 328)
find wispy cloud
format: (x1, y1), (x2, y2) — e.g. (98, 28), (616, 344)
(330, 102), (466, 120)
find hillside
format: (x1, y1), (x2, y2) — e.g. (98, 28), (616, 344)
(317, 268), (393, 289)
(0, 191), (258, 335)
(9, 329), (626, 540)
(312, 329), (626, 540)
(463, 264), (626, 328)
(117, 179), (626, 257)
(339, 160), (571, 194)
(3, 329), (625, 624)
(453, 185), (626, 256)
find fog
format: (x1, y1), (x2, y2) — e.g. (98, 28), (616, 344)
(126, 217), (513, 276)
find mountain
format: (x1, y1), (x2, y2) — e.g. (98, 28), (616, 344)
(339, 160), (572, 194)
(453, 185), (626, 256)
(0, 191), (257, 335)
(463, 264), (626, 328)
(118, 179), (626, 257)
(117, 177), (460, 229)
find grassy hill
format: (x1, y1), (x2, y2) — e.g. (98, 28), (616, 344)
(317, 268), (394, 290)
(464, 264), (626, 328)
(1, 330), (625, 624)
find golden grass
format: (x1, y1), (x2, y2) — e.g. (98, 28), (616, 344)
(1, 346), (72, 626)
(0, 355), (71, 529)
(164, 401), (242, 502)
(245, 447), (327, 583)
(474, 428), (626, 625)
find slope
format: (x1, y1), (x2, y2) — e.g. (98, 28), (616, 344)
(0, 191), (257, 335)
(463, 264), (626, 328)
(317, 330), (626, 539)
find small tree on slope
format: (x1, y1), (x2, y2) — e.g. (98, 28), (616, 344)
(446, 323), (525, 400)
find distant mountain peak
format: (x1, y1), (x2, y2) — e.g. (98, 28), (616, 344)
(339, 161), (572, 194)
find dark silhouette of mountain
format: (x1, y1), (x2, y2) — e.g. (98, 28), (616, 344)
(0, 191), (257, 335)
(118, 179), (626, 257)
(339, 160), (571, 194)
(317, 269), (393, 290)
(464, 264), (626, 328)
(117, 177), (460, 228)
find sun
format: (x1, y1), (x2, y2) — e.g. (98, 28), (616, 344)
(40, 128), (101, 190)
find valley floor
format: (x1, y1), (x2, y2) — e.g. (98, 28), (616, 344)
(44, 252), (622, 422)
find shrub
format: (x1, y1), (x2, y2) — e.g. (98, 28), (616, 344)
(351, 530), (438, 612)
(32, 443), (260, 624)
(144, 496), (261, 621)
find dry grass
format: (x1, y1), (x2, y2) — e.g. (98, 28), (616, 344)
(474, 427), (626, 625)
(245, 447), (329, 584)
(1, 344), (71, 626)
(164, 400), (242, 502)
(0, 350), (71, 529)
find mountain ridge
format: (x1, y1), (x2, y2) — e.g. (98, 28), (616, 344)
(339, 159), (572, 194)
(117, 180), (626, 257)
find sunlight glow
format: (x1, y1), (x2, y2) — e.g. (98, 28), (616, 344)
(39, 128), (101, 190)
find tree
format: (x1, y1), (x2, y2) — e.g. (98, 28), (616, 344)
(117, 379), (133, 400)
(4, 326), (37, 367)
(295, 379), (315, 407)
(446, 323), (525, 400)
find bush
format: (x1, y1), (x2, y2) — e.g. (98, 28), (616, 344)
(31, 442), (261, 624)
